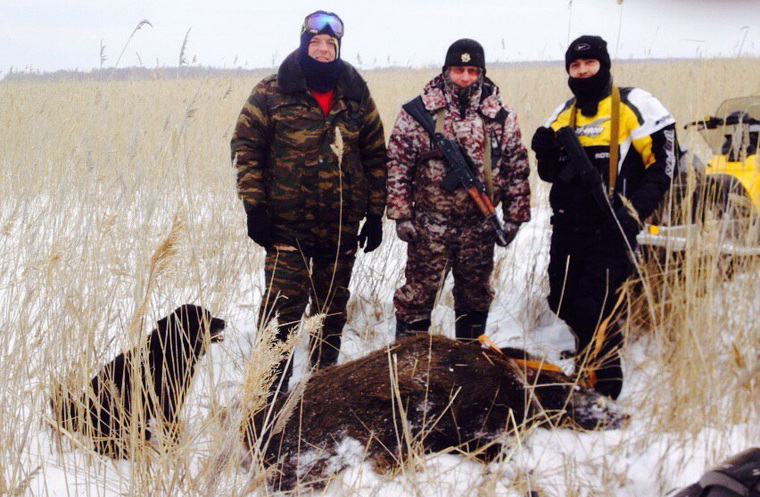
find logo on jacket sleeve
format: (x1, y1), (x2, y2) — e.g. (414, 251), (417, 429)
(664, 129), (676, 178)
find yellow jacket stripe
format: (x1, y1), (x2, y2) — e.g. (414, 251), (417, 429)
(544, 88), (675, 172)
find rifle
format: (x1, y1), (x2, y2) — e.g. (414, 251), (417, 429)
(402, 97), (512, 247)
(555, 126), (636, 265)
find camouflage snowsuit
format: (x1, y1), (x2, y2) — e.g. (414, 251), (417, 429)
(386, 74), (530, 324)
(231, 51), (387, 384)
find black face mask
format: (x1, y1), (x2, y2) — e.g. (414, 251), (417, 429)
(568, 67), (612, 116)
(299, 50), (341, 92)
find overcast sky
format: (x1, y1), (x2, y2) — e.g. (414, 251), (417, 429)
(2, 0), (759, 73)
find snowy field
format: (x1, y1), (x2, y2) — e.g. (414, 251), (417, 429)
(1, 60), (759, 496)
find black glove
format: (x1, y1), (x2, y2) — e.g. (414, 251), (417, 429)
(531, 126), (560, 160)
(246, 205), (272, 249)
(358, 214), (383, 253)
(502, 222), (521, 246)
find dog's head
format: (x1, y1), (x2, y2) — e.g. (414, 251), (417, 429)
(157, 305), (226, 350)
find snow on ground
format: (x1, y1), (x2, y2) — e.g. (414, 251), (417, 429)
(26, 205), (760, 496)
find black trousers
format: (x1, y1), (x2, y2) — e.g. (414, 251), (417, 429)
(547, 227), (633, 399)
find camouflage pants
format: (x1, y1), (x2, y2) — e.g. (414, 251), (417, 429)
(394, 214), (495, 324)
(260, 247), (356, 392)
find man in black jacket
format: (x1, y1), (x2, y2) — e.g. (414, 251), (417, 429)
(531, 35), (677, 399)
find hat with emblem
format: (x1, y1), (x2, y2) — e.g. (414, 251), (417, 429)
(565, 35), (610, 72)
(444, 38), (485, 69)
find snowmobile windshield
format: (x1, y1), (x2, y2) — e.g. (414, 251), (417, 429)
(699, 96), (760, 158)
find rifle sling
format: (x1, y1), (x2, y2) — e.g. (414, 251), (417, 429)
(403, 96), (494, 200)
(569, 85), (620, 199)
(482, 120), (494, 201)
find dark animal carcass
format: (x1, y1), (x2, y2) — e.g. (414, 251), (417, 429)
(242, 333), (624, 491)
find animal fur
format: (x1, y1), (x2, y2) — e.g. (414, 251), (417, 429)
(242, 334), (625, 491)
(53, 304), (225, 458)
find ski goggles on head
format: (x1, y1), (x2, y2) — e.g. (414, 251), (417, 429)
(301, 11), (344, 38)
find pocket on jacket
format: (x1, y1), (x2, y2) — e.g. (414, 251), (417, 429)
(268, 118), (308, 218)
(267, 104), (315, 218)
(338, 126), (368, 220)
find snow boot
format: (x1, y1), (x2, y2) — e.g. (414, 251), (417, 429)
(455, 311), (488, 343)
(395, 318), (431, 340)
(589, 351), (623, 400)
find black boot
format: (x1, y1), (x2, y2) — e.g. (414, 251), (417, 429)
(592, 351), (623, 400)
(395, 318), (431, 341)
(455, 311), (488, 343)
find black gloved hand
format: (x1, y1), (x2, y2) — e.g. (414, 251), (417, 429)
(502, 222), (521, 246)
(358, 214), (383, 253)
(531, 126), (561, 160)
(246, 205), (273, 249)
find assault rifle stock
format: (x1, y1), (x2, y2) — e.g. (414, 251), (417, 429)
(402, 96), (512, 247)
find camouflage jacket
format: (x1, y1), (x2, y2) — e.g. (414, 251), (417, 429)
(386, 74), (530, 226)
(231, 51), (387, 250)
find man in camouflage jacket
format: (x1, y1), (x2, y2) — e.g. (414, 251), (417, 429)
(231, 11), (387, 397)
(387, 39), (530, 341)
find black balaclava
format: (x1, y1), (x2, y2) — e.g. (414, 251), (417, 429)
(443, 38), (486, 118)
(565, 35), (612, 116)
(298, 21), (341, 92)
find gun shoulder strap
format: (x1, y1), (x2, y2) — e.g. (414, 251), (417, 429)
(402, 96), (436, 137)
(402, 95), (494, 199)
(608, 85), (621, 199)
(568, 85), (621, 199)
(481, 119), (494, 200)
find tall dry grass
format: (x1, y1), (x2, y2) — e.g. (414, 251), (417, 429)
(0, 57), (758, 495)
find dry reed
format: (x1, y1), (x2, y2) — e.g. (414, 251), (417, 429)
(0, 57), (758, 495)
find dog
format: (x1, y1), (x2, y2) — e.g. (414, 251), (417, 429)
(53, 304), (225, 458)
(242, 333), (625, 491)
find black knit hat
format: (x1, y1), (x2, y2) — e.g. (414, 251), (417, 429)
(565, 35), (610, 72)
(444, 39), (485, 69)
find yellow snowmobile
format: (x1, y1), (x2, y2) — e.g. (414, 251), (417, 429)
(638, 96), (760, 256)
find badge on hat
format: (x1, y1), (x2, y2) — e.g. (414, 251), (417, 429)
(576, 42), (591, 51)
(461, 53), (471, 63)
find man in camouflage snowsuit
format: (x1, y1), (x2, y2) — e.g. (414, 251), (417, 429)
(386, 39), (531, 341)
(231, 11), (387, 397)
